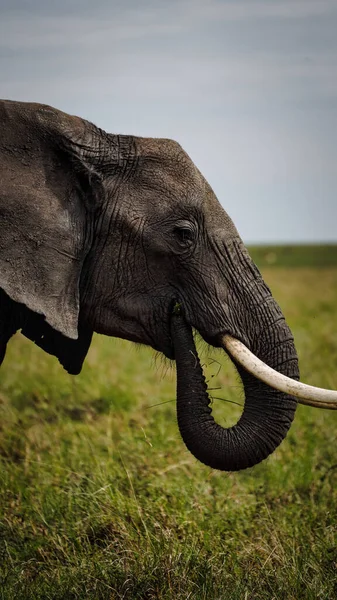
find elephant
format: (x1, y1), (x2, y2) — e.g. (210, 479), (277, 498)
(0, 100), (335, 472)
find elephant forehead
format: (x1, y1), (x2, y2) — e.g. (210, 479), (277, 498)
(127, 171), (205, 218)
(135, 137), (201, 183)
(129, 137), (237, 234)
(136, 136), (186, 160)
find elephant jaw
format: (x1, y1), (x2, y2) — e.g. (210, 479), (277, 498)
(223, 335), (337, 410)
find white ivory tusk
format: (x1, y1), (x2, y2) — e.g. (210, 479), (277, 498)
(222, 334), (337, 410)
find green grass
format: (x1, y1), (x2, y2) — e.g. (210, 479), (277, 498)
(248, 244), (337, 268)
(1, 247), (337, 598)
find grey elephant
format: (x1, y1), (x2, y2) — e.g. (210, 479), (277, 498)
(0, 100), (334, 472)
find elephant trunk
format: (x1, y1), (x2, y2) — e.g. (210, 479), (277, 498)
(171, 312), (299, 471)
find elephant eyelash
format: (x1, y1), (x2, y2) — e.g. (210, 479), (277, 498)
(173, 224), (196, 246)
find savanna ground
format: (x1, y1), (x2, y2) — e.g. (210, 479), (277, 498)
(0, 245), (337, 599)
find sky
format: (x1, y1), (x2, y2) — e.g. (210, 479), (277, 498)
(1, 0), (337, 243)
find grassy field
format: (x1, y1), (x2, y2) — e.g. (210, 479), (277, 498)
(249, 244), (337, 268)
(1, 247), (337, 599)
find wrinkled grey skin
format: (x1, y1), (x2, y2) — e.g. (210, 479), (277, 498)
(0, 100), (299, 471)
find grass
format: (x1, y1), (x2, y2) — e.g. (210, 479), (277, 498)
(1, 246), (337, 599)
(248, 243), (337, 268)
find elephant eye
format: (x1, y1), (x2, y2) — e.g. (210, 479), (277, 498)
(173, 223), (195, 246)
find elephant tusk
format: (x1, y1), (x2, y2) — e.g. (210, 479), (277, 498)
(222, 334), (337, 410)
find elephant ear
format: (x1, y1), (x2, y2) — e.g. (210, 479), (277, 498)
(0, 100), (94, 339)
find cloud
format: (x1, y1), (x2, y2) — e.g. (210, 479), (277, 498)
(1, 0), (337, 52)
(182, 0), (337, 21)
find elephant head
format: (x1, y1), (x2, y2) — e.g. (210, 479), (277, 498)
(0, 100), (335, 471)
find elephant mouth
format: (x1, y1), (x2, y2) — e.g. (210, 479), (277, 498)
(162, 300), (224, 360)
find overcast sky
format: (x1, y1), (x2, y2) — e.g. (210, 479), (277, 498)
(1, 0), (337, 243)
